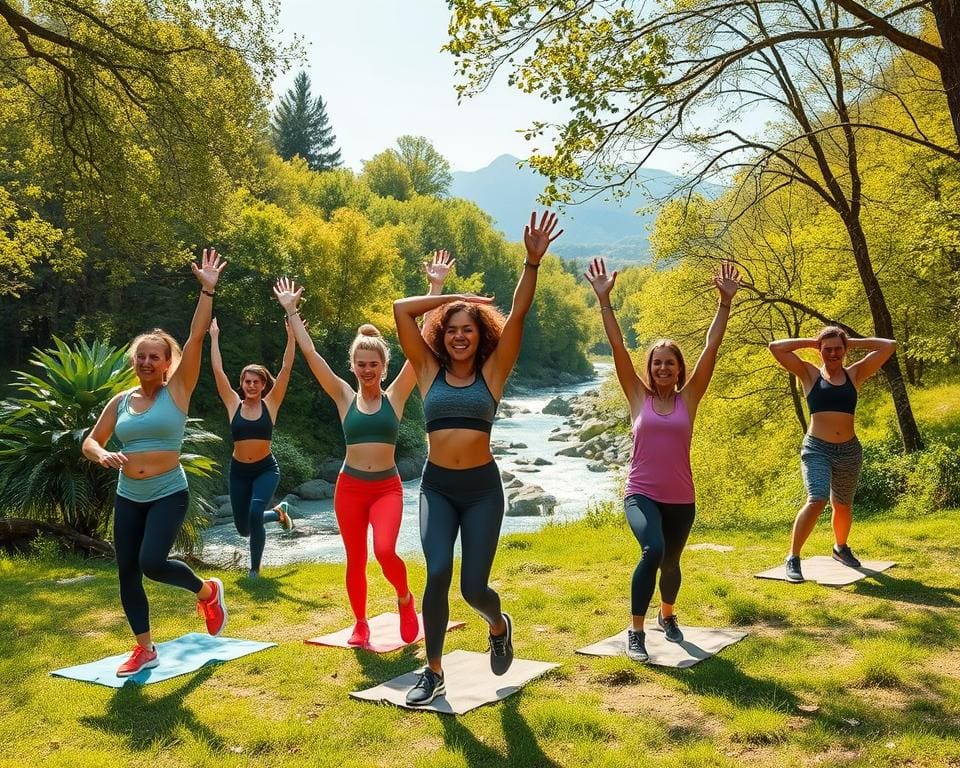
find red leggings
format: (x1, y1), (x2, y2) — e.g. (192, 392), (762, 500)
(334, 471), (410, 621)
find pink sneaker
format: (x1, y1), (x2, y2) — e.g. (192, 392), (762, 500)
(116, 644), (158, 677)
(197, 577), (228, 636)
(347, 620), (370, 647)
(399, 593), (419, 644)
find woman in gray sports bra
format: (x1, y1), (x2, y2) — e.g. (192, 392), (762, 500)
(393, 211), (563, 707)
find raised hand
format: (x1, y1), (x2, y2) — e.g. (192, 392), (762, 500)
(209, 318), (220, 338)
(424, 249), (456, 289)
(273, 277), (304, 314)
(192, 248), (226, 292)
(523, 210), (563, 264)
(584, 257), (617, 300)
(713, 260), (741, 303)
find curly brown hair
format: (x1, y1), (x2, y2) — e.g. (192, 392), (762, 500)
(423, 301), (506, 372)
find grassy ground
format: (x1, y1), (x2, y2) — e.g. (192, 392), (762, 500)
(2, 507), (959, 768)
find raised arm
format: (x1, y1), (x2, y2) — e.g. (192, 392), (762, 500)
(273, 277), (353, 411)
(208, 318), (240, 417)
(486, 211), (563, 389)
(167, 248), (226, 410)
(768, 337), (819, 388)
(683, 261), (740, 409)
(82, 392), (128, 469)
(847, 337), (897, 387)
(389, 250), (454, 404)
(264, 318), (297, 416)
(584, 257), (645, 418)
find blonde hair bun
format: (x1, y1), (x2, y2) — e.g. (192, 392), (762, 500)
(358, 324), (381, 338)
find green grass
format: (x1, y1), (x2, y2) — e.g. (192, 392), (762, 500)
(3, 510), (960, 767)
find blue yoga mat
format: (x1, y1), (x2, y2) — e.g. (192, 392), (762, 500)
(51, 633), (277, 687)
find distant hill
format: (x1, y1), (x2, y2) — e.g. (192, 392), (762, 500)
(450, 154), (721, 266)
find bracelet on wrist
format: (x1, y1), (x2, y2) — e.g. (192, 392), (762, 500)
(719, 302), (731, 309)
(600, 305), (614, 312)
(286, 310), (301, 319)
(524, 260), (540, 269)
(201, 289), (215, 297)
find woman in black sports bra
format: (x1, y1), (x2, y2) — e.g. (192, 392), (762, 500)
(209, 318), (296, 577)
(769, 326), (896, 582)
(393, 211), (563, 707)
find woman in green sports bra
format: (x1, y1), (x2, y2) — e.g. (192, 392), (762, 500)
(272, 252), (452, 647)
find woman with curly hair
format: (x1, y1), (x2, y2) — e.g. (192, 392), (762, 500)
(393, 211), (563, 706)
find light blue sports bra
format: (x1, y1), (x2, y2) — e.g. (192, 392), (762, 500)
(113, 387), (187, 453)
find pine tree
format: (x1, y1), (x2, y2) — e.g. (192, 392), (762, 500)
(270, 72), (342, 171)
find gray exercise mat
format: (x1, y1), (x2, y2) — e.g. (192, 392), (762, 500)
(576, 625), (747, 668)
(350, 649), (559, 714)
(755, 556), (896, 585)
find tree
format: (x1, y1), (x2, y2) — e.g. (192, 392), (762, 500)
(449, 0), (931, 451)
(270, 71), (342, 171)
(396, 135), (453, 196)
(362, 150), (415, 200)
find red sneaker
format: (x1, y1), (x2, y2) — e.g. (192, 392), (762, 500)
(116, 644), (158, 677)
(399, 593), (419, 644)
(347, 620), (370, 647)
(197, 577), (228, 636)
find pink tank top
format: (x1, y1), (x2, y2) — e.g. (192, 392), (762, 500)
(625, 394), (695, 504)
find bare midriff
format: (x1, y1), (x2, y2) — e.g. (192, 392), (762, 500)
(427, 429), (493, 469)
(233, 438), (273, 463)
(808, 412), (856, 443)
(344, 442), (398, 472)
(120, 451), (182, 479)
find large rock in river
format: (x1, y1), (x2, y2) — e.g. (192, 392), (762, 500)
(506, 485), (557, 517)
(542, 396), (573, 416)
(294, 479), (334, 500)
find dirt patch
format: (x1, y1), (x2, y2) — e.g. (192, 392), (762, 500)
(802, 746), (863, 765)
(599, 680), (723, 737)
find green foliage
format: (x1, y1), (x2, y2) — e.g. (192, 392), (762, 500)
(270, 431), (314, 494)
(859, 436), (960, 514)
(395, 135), (453, 197)
(270, 72), (342, 171)
(0, 338), (220, 552)
(361, 149), (415, 201)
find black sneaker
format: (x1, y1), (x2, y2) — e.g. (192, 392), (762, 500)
(785, 555), (804, 583)
(626, 629), (649, 662)
(405, 667), (446, 707)
(657, 611), (684, 643)
(832, 544), (861, 568)
(489, 612), (514, 676)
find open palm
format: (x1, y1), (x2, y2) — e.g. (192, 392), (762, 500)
(273, 277), (304, 313)
(424, 249), (455, 288)
(713, 261), (741, 302)
(192, 248), (226, 291)
(584, 257), (617, 299)
(523, 210), (563, 263)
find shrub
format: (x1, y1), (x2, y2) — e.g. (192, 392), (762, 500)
(271, 430), (314, 494)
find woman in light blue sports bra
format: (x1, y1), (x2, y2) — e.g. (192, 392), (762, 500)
(83, 249), (229, 678)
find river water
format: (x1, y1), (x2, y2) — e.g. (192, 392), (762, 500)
(201, 364), (616, 565)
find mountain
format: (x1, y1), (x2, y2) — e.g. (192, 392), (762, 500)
(450, 154), (721, 265)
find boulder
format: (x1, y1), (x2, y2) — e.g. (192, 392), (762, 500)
(397, 456), (425, 481)
(294, 479), (334, 500)
(587, 461), (608, 473)
(548, 431), (573, 442)
(579, 419), (607, 442)
(542, 396), (573, 416)
(506, 478), (524, 489)
(316, 459), (343, 482)
(506, 485), (557, 517)
(500, 470), (516, 482)
(509, 442), (528, 449)
(532, 457), (553, 466)
(555, 445), (581, 457)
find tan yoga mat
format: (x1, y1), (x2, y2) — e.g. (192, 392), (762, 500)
(576, 625), (747, 668)
(350, 650), (559, 714)
(755, 556), (896, 586)
(306, 612), (465, 653)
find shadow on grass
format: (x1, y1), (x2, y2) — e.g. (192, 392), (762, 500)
(849, 572), (960, 608)
(664, 654), (798, 711)
(351, 641), (423, 690)
(233, 567), (331, 610)
(80, 666), (223, 751)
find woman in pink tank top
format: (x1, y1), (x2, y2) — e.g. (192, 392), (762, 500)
(585, 258), (740, 663)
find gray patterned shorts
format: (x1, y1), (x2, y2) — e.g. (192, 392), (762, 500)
(800, 435), (863, 505)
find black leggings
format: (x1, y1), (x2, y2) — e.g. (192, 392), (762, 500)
(229, 455), (281, 571)
(419, 461), (505, 663)
(624, 493), (696, 617)
(114, 489), (204, 635)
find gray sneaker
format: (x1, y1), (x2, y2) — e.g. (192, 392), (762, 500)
(785, 555), (804, 583)
(626, 629), (649, 662)
(489, 612), (514, 676)
(657, 611), (684, 643)
(405, 667), (446, 706)
(832, 544), (861, 568)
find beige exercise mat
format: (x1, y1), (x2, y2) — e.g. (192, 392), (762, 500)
(576, 626), (747, 668)
(350, 649), (559, 714)
(306, 612), (465, 653)
(755, 556), (896, 586)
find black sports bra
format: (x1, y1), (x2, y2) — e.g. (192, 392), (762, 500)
(806, 371), (858, 415)
(231, 403), (274, 441)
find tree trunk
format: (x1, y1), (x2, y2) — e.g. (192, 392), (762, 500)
(788, 374), (808, 434)
(845, 220), (924, 452)
(0, 518), (114, 557)
(933, 0), (960, 148)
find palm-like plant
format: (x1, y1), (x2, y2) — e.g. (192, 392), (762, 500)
(0, 338), (220, 552)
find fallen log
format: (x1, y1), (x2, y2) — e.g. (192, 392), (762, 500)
(0, 518), (114, 557)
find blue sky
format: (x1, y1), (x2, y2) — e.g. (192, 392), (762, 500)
(272, 0), (695, 175)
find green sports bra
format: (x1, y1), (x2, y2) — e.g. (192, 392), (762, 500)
(342, 394), (400, 446)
